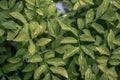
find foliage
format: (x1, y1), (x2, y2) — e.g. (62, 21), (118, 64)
(0, 0), (120, 80)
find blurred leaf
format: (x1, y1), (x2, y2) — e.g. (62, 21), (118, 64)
(22, 64), (35, 72)
(43, 73), (51, 80)
(7, 56), (22, 63)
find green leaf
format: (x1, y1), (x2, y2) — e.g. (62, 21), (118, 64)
(8, 0), (16, 8)
(109, 59), (120, 66)
(112, 0), (120, 9)
(107, 29), (115, 49)
(28, 40), (36, 55)
(2, 21), (19, 29)
(27, 54), (42, 63)
(91, 23), (105, 34)
(22, 64), (35, 72)
(36, 38), (51, 46)
(94, 35), (102, 46)
(80, 34), (95, 42)
(10, 12), (27, 24)
(95, 0), (109, 19)
(52, 75), (61, 80)
(7, 29), (19, 40)
(111, 54), (120, 60)
(97, 56), (108, 64)
(44, 51), (55, 59)
(112, 47), (120, 54)
(78, 53), (88, 76)
(34, 65), (47, 80)
(85, 68), (96, 80)
(85, 9), (94, 24)
(23, 72), (33, 80)
(60, 37), (78, 44)
(83, 0), (94, 5)
(12, 1), (24, 12)
(96, 45), (110, 56)
(113, 37), (120, 46)
(50, 67), (68, 78)
(7, 56), (22, 63)
(36, 9), (44, 16)
(14, 24), (29, 42)
(48, 3), (56, 17)
(2, 62), (23, 73)
(63, 47), (79, 59)
(77, 18), (85, 30)
(43, 73), (51, 80)
(47, 58), (65, 67)
(29, 21), (43, 39)
(98, 73), (108, 80)
(81, 45), (95, 59)
(0, 29), (4, 37)
(0, 0), (8, 9)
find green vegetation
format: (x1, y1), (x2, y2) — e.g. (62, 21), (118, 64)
(0, 0), (120, 80)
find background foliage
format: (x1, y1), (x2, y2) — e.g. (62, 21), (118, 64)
(0, 0), (120, 80)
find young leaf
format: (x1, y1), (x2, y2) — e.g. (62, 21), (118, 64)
(96, 45), (110, 56)
(80, 34), (95, 42)
(60, 37), (78, 44)
(0, 0), (8, 9)
(83, 0), (94, 5)
(91, 23), (105, 34)
(81, 45), (95, 59)
(50, 67), (68, 78)
(34, 65), (47, 80)
(95, 0), (109, 19)
(27, 54), (42, 63)
(63, 47), (79, 59)
(36, 38), (51, 46)
(47, 58), (66, 67)
(85, 9), (94, 24)
(10, 12), (27, 24)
